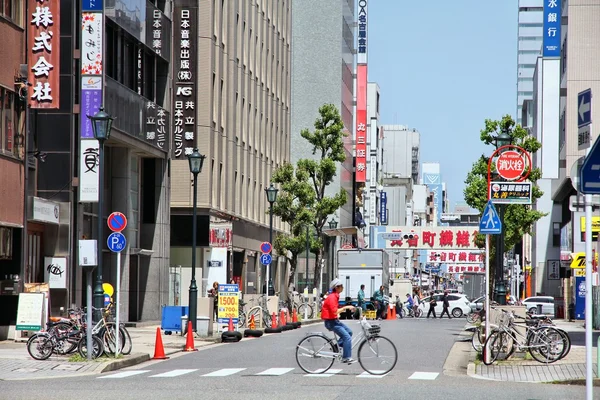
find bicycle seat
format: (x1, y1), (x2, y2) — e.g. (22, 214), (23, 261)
(49, 316), (63, 322)
(529, 314), (546, 319)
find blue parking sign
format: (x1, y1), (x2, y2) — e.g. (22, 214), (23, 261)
(107, 232), (127, 253)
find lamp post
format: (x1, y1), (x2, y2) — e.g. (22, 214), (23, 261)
(265, 183), (278, 295)
(88, 107), (114, 319)
(187, 148), (206, 332)
(491, 130), (513, 306)
(328, 219), (338, 286)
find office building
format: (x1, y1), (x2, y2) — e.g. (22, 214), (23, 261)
(170, 0), (292, 298)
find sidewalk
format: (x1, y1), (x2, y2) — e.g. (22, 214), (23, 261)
(466, 320), (600, 383)
(0, 318), (322, 381)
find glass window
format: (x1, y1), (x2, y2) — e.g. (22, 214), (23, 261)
(4, 91), (13, 154)
(1, 0), (22, 25)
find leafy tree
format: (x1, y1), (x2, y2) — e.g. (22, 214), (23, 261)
(272, 104), (347, 294)
(463, 115), (545, 292)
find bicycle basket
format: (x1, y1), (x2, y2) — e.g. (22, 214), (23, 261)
(367, 324), (381, 336)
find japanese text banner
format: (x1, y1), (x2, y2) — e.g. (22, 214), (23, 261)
(376, 226), (480, 250)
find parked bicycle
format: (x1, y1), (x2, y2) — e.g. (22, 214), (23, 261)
(295, 317), (398, 375)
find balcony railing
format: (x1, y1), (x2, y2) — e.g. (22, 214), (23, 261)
(106, 77), (170, 154)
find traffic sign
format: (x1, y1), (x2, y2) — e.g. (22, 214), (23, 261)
(260, 253), (272, 265)
(578, 89), (592, 150)
(107, 212), (127, 232)
(260, 241), (272, 254)
(479, 200), (502, 235)
(495, 150), (526, 181)
(581, 137), (600, 194)
(107, 232), (127, 253)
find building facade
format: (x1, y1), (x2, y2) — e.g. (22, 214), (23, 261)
(517, 0), (544, 126)
(170, 0), (292, 299)
(0, 0), (26, 339)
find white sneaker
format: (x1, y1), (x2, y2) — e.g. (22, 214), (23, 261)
(342, 358), (357, 364)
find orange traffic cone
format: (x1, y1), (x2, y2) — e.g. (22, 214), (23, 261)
(248, 314), (256, 330)
(271, 312), (278, 328)
(387, 305), (394, 320)
(152, 327), (169, 359)
(391, 305), (396, 319)
(228, 317), (235, 332)
(183, 321), (197, 352)
(292, 308), (298, 323)
(279, 310), (285, 327)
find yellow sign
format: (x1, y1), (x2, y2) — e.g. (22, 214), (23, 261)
(580, 217), (600, 240)
(103, 283), (114, 297)
(217, 286), (239, 323)
(570, 252), (599, 269)
(575, 269), (586, 277)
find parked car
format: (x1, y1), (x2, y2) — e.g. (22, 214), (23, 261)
(470, 296), (484, 313)
(418, 293), (471, 318)
(522, 296), (555, 316)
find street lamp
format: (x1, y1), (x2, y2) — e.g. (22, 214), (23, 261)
(491, 130), (513, 306)
(265, 183), (278, 295)
(328, 219), (338, 287)
(88, 106), (114, 319)
(187, 148), (206, 332)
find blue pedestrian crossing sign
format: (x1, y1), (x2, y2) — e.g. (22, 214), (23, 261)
(479, 200), (502, 235)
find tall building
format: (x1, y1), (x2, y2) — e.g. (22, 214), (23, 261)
(517, 0), (544, 126)
(381, 125), (420, 183)
(290, 0), (355, 227)
(170, 1), (292, 298)
(421, 162), (444, 224)
(363, 82), (381, 247)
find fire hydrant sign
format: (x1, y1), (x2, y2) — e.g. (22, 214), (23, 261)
(217, 284), (239, 324)
(495, 150), (527, 181)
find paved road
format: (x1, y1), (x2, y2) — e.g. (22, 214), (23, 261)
(1, 318), (588, 400)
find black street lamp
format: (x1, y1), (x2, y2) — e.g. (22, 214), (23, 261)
(305, 225), (310, 293)
(328, 219), (338, 286)
(265, 183), (278, 295)
(88, 107), (114, 319)
(187, 148), (206, 332)
(491, 130), (512, 305)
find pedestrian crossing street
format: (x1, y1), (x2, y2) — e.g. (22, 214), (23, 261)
(97, 368), (440, 380)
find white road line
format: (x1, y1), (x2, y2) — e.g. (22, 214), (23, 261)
(255, 368), (295, 376)
(357, 371), (389, 378)
(98, 370), (150, 379)
(408, 371), (439, 380)
(304, 369), (343, 377)
(150, 369), (198, 378)
(201, 368), (246, 377)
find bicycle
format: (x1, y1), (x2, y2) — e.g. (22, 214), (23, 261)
(244, 294), (273, 328)
(396, 301), (422, 318)
(295, 318), (398, 375)
(281, 291), (314, 319)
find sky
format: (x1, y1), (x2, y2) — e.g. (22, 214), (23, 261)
(368, 1), (518, 209)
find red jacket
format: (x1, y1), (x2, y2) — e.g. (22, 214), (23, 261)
(321, 292), (340, 320)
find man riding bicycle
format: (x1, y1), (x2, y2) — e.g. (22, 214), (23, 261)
(322, 278), (357, 364)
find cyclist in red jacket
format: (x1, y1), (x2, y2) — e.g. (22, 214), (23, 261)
(321, 278), (356, 364)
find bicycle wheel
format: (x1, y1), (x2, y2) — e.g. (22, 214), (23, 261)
(27, 333), (54, 360)
(466, 313), (480, 324)
(555, 328), (571, 359)
(489, 331), (515, 362)
(471, 330), (483, 352)
(414, 308), (423, 318)
(295, 334), (336, 374)
(358, 335), (397, 375)
(262, 310), (273, 328)
(482, 331), (500, 365)
(78, 335), (105, 359)
(101, 324), (124, 355)
(297, 303), (313, 319)
(239, 310), (247, 327)
(119, 326), (133, 355)
(527, 327), (565, 363)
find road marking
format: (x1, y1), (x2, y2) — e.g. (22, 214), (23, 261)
(202, 368), (246, 377)
(408, 371), (439, 380)
(255, 368), (294, 376)
(98, 370), (150, 379)
(304, 369), (343, 377)
(150, 369), (198, 378)
(357, 371), (389, 378)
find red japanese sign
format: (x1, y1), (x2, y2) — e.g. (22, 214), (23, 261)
(209, 225), (232, 247)
(28, 0), (60, 109)
(382, 226), (480, 250)
(447, 265), (485, 274)
(355, 64), (367, 182)
(427, 251), (485, 263)
(495, 150), (526, 181)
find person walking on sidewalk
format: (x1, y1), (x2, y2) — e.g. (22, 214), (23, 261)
(427, 295), (437, 318)
(208, 281), (219, 322)
(440, 292), (452, 319)
(357, 284), (366, 311)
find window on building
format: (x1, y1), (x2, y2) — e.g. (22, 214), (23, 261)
(1, 0), (23, 26)
(0, 88), (18, 157)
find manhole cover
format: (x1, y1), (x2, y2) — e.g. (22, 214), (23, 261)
(12, 368), (39, 373)
(53, 364), (84, 371)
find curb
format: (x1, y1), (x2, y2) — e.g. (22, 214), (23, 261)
(100, 353), (150, 373)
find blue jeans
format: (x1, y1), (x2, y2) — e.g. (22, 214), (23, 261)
(324, 319), (353, 359)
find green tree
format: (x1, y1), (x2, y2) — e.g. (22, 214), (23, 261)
(272, 104), (348, 293)
(463, 115), (546, 292)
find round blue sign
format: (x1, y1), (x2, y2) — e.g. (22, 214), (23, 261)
(107, 232), (127, 253)
(260, 253), (272, 265)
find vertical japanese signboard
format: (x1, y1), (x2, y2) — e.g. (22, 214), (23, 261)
(79, 3), (104, 203)
(172, 1), (197, 160)
(145, 102), (168, 151)
(543, 0), (561, 58)
(357, 0), (368, 64)
(151, 9), (163, 56)
(380, 192), (388, 225)
(28, 0), (60, 109)
(355, 65), (367, 182)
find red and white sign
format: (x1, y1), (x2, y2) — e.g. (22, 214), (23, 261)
(382, 226), (480, 250)
(495, 150), (526, 181)
(355, 64), (367, 182)
(448, 265), (485, 274)
(427, 250), (485, 263)
(209, 225), (232, 247)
